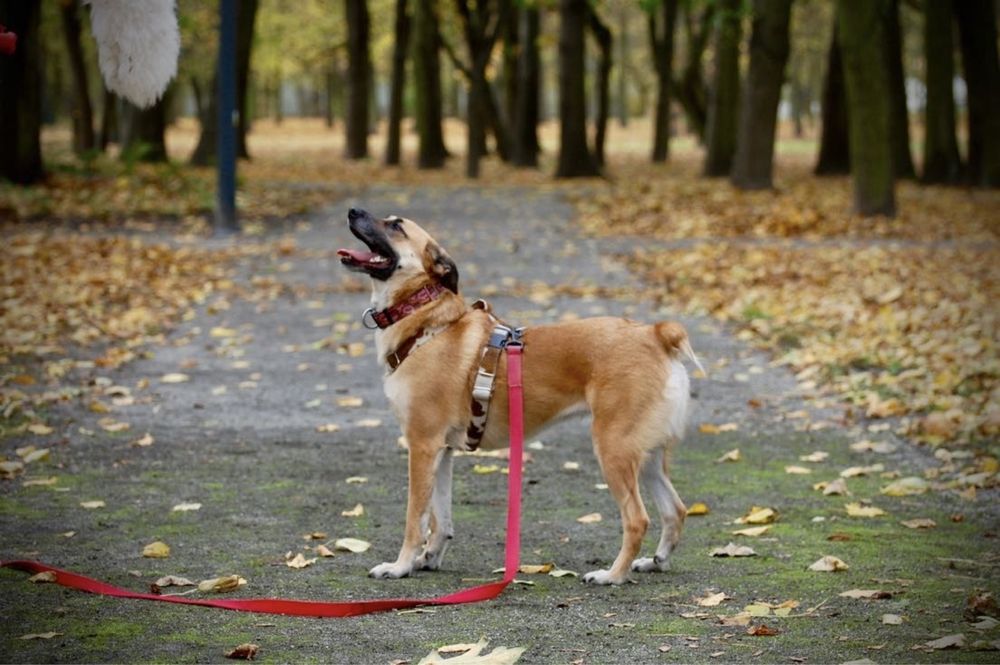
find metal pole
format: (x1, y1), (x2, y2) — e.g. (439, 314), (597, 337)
(215, 0), (239, 235)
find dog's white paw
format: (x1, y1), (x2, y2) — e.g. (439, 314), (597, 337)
(368, 562), (412, 579)
(582, 568), (627, 586)
(631, 555), (671, 573)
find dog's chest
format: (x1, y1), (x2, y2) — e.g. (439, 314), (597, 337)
(382, 371), (411, 420)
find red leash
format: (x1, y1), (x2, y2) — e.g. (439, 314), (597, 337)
(0, 347), (525, 618)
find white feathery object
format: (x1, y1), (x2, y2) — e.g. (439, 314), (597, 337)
(84, 0), (180, 108)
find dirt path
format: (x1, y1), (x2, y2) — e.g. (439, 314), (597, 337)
(1, 186), (997, 663)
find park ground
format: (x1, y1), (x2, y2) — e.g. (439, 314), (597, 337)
(1, 121), (998, 663)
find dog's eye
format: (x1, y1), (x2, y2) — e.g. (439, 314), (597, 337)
(388, 219), (405, 234)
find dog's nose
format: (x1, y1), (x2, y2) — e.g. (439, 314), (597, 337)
(348, 208), (369, 222)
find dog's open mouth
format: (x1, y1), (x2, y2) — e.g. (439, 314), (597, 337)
(337, 209), (399, 280)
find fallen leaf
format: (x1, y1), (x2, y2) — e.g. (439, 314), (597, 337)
(417, 638), (524, 664)
(198, 575), (247, 593)
(577, 512), (602, 524)
(845, 502), (887, 518)
(210, 327), (238, 338)
(345, 476), (367, 484)
(334, 537), (371, 553)
(687, 502), (710, 516)
(160, 373), (190, 384)
(224, 643), (259, 660)
(27, 423), (53, 435)
(316, 423), (340, 433)
(808, 555), (849, 572)
(840, 464), (885, 478)
(881, 477), (929, 497)
(696, 591), (730, 607)
(562, 461), (580, 471)
(341, 503), (365, 517)
(142, 541), (171, 558)
(153, 575), (195, 588)
(785, 465), (812, 475)
(850, 439), (897, 454)
(882, 614), (903, 625)
(28, 571), (57, 583)
(900, 518), (936, 529)
(315, 544), (335, 557)
(0, 460), (25, 477)
(799, 451), (829, 463)
(172, 502), (202, 512)
(716, 449), (741, 463)
(337, 396), (364, 407)
(839, 589), (892, 600)
(548, 568), (578, 578)
(746, 624), (779, 637)
(19, 632), (62, 640)
(356, 418), (382, 428)
(473, 464), (500, 474)
(285, 552), (317, 569)
(710, 543), (756, 558)
(22, 476), (58, 487)
(518, 563), (555, 574)
(736, 506), (777, 525)
(922, 634), (965, 650)
(131, 432), (154, 447)
(732, 525), (771, 537)
(80, 500), (106, 509)
(97, 417), (130, 433)
(814, 478), (850, 496)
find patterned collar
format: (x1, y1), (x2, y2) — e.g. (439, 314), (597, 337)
(362, 284), (449, 330)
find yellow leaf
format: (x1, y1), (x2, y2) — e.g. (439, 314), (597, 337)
(473, 464), (501, 474)
(736, 506), (777, 525)
(27, 423), (53, 435)
(198, 575), (247, 593)
(28, 571), (57, 583)
(577, 512), (602, 524)
(341, 503), (365, 517)
(687, 502), (710, 516)
(517, 563), (555, 574)
(160, 373), (190, 384)
(171, 502), (202, 512)
(808, 555), (849, 572)
(784, 465), (812, 475)
(80, 500), (105, 509)
(845, 502), (886, 518)
(316, 544), (336, 557)
(21, 448), (50, 464)
(732, 525), (771, 537)
(142, 541), (171, 558)
(337, 396), (363, 408)
(880, 477), (929, 497)
(840, 464), (884, 478)
(334, 537), (371, 553)
(696, 591), (730, 607)
(210, 327), (238, 338)
(131, 432), (154, 447)
(900, 518), (936, 529)
(356, 418), (382, 428)
(710, 542), (757, 557)
(716, 449), (741, 463)
(285, 552), (317, 569)
(316, 423), (340, 433)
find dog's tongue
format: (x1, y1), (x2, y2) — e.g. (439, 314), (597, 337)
(337, 248), (377, 263)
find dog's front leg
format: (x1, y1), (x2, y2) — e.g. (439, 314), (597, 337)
(369, 438), (443, 579)
(415, 447), (454, 570)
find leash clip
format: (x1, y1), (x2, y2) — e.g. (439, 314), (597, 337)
(362, 308), (379, 329)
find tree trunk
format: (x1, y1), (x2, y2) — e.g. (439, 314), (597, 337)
(921, 0), (962, 183)
(385, 0), (410, 165)
(0, 0), (44, 184)
(344, 0), (370, 159)
(703, 0), (741, 176)
(885, 0), (914, 178)
(954, 0), (1000, 187)
(235, 0), (258, 159)
(837, 0), (895, 216)
(588, 8), (612, 167)
(60, 0), (96, 155)
(191, 0), (259, 165)
(673, 2), (713, 141)
(731, 0), (792, 190)
(512, 6), (540, 167)
(616, 8), (628, 127)
(99, 88), (118, 150)
(121, 96), (169, 163)
(501, 10), (518, 134)
(413, 0), (448, 168)
(815, 25), (850, 175)
(556, 0), (600, 177)
(648, 0), (678, 162)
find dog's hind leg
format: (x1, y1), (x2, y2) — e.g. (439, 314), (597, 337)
(370, 439), (444, 579)
(415, 447), (454, 571)
(632, 446), (686, 573)
(583, 421), (650, 585)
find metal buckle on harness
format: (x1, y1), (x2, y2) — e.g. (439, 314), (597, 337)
(362, 307), (379, 330)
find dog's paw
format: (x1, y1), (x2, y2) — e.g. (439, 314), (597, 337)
(582, 568), (627, 586)
(631, 555), (671, 573)
(368, 562), (412, 579)
(414, 551), (441, 571)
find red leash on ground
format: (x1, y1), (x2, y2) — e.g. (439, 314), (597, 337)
(0, 347), (525, 618)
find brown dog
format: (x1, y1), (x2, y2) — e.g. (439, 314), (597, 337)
(338, 208), (702, 585)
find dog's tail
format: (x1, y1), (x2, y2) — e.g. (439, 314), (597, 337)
(655, 321), (706, 377)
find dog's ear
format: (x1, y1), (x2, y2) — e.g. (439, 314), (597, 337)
(426, 242), (459, 293)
